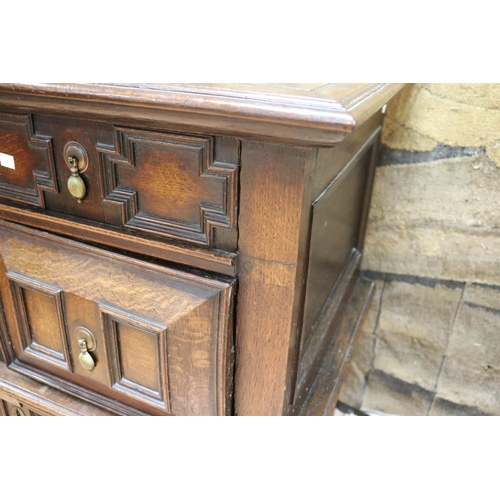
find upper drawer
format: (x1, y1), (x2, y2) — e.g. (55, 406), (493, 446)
(0, 112), (239, 251)
(0, 220), (235, 415)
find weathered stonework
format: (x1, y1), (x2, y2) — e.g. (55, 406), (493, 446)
(428, 398), (490, 417)
(339, 83), (500, 416)
(374, 280), (462, 390)
(362, 370), (434, 416)
(381, 84), (500, 158)
(436, 301), (500, 414)
(362, 153), (500, 284)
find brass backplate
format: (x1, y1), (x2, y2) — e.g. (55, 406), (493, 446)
(75, 326), (96, 352)
(63, 141), (89, 173)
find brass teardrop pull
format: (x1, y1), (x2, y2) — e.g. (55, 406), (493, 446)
(13, 406), (26, 416)
(78, 338), (95, 371)
(67, 156), (87, 203)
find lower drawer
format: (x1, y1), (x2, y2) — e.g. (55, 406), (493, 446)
(0, 397), (41, 416)
(0, 220), (235, 415)
(0, 362), (115, 415)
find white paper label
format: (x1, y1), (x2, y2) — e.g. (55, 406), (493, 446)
(0, 153), (15, 170)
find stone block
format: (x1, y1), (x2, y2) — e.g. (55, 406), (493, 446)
(374, 331), (444, 392)
(377, 280), (462, 348)
(361, 369), (434, 416)
(422, 84), (500, 111)
(382, 84), (500, 150)
(368, 279), (461, 392)
(462, 283), (500, 311)
(428, 397), (490, 416)
(436, 302), (500, 414)
(362, 153), (500, 284)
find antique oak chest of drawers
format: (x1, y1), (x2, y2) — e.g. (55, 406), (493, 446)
(0, 83), (403, 416)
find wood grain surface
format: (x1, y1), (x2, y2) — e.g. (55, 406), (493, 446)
(0, 83), (403, 416)
(234, 140), (316, 415)
(0, 363), (115, 415)
(0, 220), (235, 415)
(0, 84), (404, 147)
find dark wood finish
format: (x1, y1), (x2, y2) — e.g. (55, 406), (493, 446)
(96, 128), (238, 247)
(295, 250), (362, 410)
(234, 142), (315, 416)
(0, 112), (58, 206)
(301, 142), (377, 354)
(312, 110), (383, 199)
(0, 220), (235, 415)
(0, 202), (236, 276)
(0, 83), (404, 416)
(298, 278), (375, 416)
(0, 84), (404, 147)
(1, 114), (239, 252)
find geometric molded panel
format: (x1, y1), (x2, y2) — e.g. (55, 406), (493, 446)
(0, 220), (234, 415)
(7, 273), (71, 370)
(101, 305), (170, 412)
(97, 128), (238, 246)
(0, 112), (58, 207)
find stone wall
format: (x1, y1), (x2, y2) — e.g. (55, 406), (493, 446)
(339, 84), (500, 415)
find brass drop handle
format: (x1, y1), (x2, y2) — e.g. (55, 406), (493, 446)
(78, 338), (95, 371)
(67, 156), (87, 203)
(13, 406), (26, 416)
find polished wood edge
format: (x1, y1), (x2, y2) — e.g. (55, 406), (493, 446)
(294, 250), (361, 411)
(356, 127), (382, 253)
(216, 280), (236, 415)
(0, 84), (404, 146)
(0, 219), (235, 293)
(0, 362), (116, 416)
(313, 126), (381, 206)
(297, 277), (375, 416)
(0, 292), (12, 364)
(8, 361), (151, 416)
(0, 203), (236, 276)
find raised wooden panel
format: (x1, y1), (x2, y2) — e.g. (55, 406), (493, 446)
(98, 128), (238, 246)
(301, 146), (373, 356)
(102, 305), (169, 411)
(8, 274), (70, 370)
(115, 322), (162, 393)
(0, 219), (235, 415)
(0, 112), (57, 206)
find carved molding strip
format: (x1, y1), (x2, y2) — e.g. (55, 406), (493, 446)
(0, 113), (58, 207)
(97, 128), (238, 246)
(8, 360), (148, 415)
(0, 285), (12, 364)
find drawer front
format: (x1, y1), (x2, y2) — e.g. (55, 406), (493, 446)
(0, 112), (57, 206)
(0, 220), (235, 415)
(0, 397), (41, 416)
(0, 112), (239, 250)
